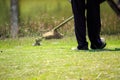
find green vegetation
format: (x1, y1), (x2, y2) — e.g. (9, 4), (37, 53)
(100, 2), (120, 34)
(0, 1), (119, 79)
(0, 0), (120, 37)
(0, 35), (120, 80)
(0, 0), (9, 24)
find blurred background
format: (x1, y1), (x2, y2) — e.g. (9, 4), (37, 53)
(0, 0), (120, 38)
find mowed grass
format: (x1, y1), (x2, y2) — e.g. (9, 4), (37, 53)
(0, 35), (120, 80)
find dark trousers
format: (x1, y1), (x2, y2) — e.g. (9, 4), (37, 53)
(71, 0), (101, 47)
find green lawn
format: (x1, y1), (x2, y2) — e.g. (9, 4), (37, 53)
(0, 35), (120, 80)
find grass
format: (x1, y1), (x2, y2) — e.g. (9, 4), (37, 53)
(0, 35), (120, 80)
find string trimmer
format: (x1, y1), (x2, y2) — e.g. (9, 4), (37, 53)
(33, 0), (120, 46)
(33, 16), (73, 46)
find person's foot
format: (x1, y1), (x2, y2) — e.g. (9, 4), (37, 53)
(91, 38), (106, 49)
(72, 45), (89, 50)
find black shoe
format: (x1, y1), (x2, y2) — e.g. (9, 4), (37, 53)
(77, 45), (89, 50)
(72, 45), (88, 51)
(91, 38), (106, 49)
(76, 43), (89, 50)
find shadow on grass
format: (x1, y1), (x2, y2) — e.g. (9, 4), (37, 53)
(88, 48), (120, 52)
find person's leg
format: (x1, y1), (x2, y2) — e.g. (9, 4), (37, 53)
(87, 0), (101, 42)
(99, 0), (106, 4)
(87, 0), (106, 49)
(71, 0), (88, 50)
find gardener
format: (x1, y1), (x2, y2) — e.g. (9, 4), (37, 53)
(71, 0), (106, 50)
